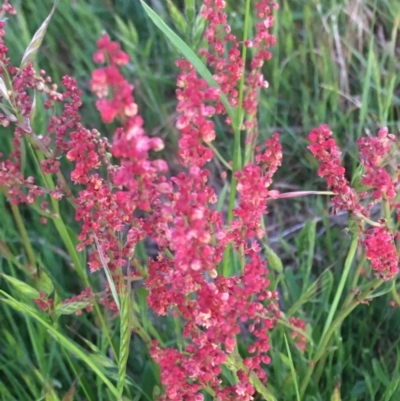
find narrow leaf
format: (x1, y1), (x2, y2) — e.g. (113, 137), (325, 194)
(30, 90), (37, 124)
(115, 15), (139, 46)
(94, 234), (120, 311)
(283, 333), (301, 401)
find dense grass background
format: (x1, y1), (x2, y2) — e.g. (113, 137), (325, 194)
(1, 0), (400, 400)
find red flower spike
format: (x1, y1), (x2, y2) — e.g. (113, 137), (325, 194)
(358, 127), (396, 200)
(308, 124), (359, 214)
(309, 125), (399, 280)
(363, 226), (399, 280)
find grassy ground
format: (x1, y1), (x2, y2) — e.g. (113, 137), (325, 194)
(1, 0), (400, 400)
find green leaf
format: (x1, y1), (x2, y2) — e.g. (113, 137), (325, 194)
(94, 234), (120, 311)
(29, 90), (37, 124)
(283, 333), (301, 401)
(383, 375), (400, 401)
(275, 350), (292, 369)
(1, 273), (40, 299)
(141, 362), (159, 401)
(139, 0), (236, 124)
(20, 1), (60, 69)
(372, 359), (390, 387)
(192, 9), (207, 47)
(216, 183), (228, 212)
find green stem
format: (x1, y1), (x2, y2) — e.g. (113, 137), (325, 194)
(221, 0), (252, 277)
(320, 235), (358, 340)
(353, 212), (384, 228)
(391, 285), (400, 308)
(300, 277), (384, 396)
(382, 194), (392, 228)
(348, 255), (366, 300)
(173, 311), (184, 352)
(10, 203), (36, 273)
(29, 143), (87, 282)
(206, 142), (232, 170)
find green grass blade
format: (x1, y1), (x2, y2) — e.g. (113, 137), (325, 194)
(283, 333), (301, 401)
(0, 291), (120, 399)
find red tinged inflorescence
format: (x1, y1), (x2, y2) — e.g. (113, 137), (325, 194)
(363, 226), (399, 279)
(70, 33), (167, 279)
(357, 127), (397, 201)
(308, 124), (399, 280)
(6, 0), (399, 399)
(175, 59), (219, 167)
(0, 0), (282, 398)
(143, 0), (282, 398)
(145, 159), (280, 399)
(308, 124), (359, 214)
(91, 34), (133, 123)
(235, 133), (282, 239)
(33, 292), (54, 313)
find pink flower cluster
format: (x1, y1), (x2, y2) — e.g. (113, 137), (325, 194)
(66, 34), (167, 281)
(81, 2), (283, 399)
(0, 2), (64, 207)
(34, 292), (54, 313)
(0, 2), (318, 400)
(197, 0), (278, 152)
(175, 59), (220, 167)
(145, 151), (280, 399)
(91, 34), (132, 123)
(137, 2), (284, 399)
(308, 124), (359, 214)
(308, 124), (399, 279)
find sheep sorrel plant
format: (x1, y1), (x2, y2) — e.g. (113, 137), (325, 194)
(0, 0), (399, 400)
